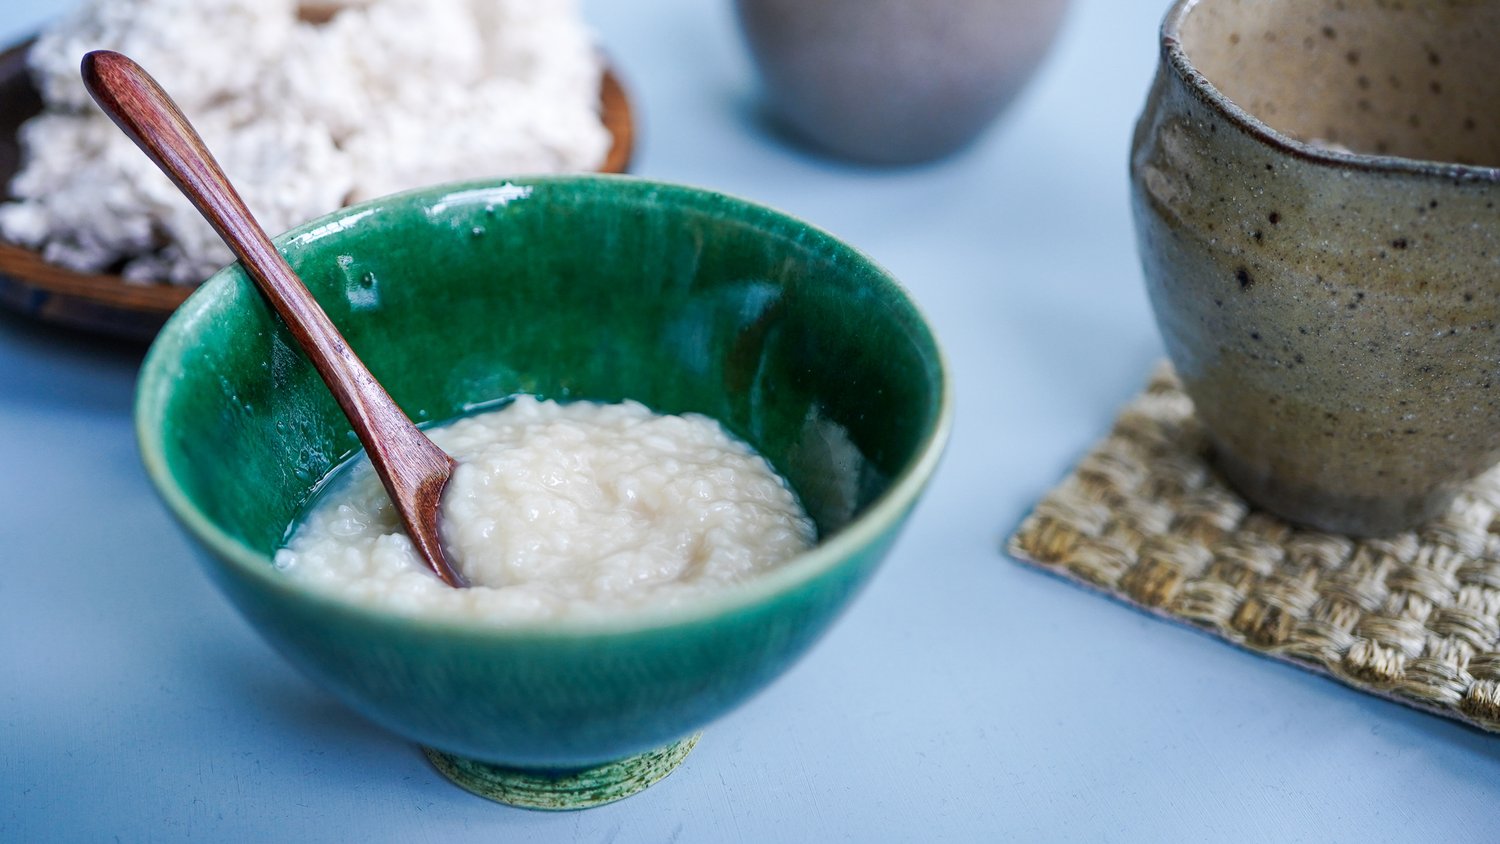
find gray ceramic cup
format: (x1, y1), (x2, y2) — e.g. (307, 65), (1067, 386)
(1130, 0), (1500, 536)
(734, 0), (1070, 165)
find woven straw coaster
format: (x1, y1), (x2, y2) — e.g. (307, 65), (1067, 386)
(1008, 364), (1500, 732)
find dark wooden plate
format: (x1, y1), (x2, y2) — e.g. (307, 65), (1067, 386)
(0, 39), (635, 341)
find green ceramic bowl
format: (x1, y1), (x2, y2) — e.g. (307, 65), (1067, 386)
(135, 176), (951, 809)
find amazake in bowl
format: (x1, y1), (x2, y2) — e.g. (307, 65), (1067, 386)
(135, 175), (951, 809)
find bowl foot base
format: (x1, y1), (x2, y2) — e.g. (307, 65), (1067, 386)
(423, 734), (700, 810)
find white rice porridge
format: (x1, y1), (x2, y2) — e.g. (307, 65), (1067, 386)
(275, 397), (817, 623)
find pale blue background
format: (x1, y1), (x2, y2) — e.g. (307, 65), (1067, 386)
(2, 1), (1495, 841)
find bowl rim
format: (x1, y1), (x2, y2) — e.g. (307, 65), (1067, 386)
(135, 173), (955, 638)
(1161, 0), (1500, 183)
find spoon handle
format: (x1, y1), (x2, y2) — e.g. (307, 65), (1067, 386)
(82, 50), (466, 588)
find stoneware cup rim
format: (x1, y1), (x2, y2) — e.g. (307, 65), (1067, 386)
(1161, 0), (1500, 183)
(134, 173), (954, 641)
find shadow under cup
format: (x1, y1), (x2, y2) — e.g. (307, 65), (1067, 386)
(1131, 0), (1500, 536)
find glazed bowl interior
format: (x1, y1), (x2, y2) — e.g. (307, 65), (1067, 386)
(135, 175), (949, 768)
(1175, 0), (1500, 165)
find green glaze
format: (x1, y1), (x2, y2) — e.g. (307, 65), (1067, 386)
(424, 735), (700, 810)
(135, 176), (951, 790)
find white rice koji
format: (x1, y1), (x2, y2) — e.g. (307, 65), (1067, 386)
(0, 0), (609, 284)
(275, 398), (817, 623)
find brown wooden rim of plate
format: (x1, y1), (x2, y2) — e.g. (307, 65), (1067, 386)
(0, 37), (635, 336)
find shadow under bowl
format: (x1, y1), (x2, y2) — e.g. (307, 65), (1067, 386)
(134, 175), (951, 808)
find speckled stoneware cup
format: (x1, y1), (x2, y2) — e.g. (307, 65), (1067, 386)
(734, 0), (1070, 164)
(1131, 0), (1500, 536)
(136, 176), (951, 809)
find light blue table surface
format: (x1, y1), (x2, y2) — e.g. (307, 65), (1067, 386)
(3, 1), (1496, 841)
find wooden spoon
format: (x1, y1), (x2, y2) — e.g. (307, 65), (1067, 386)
(82, 50), (468, 588)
